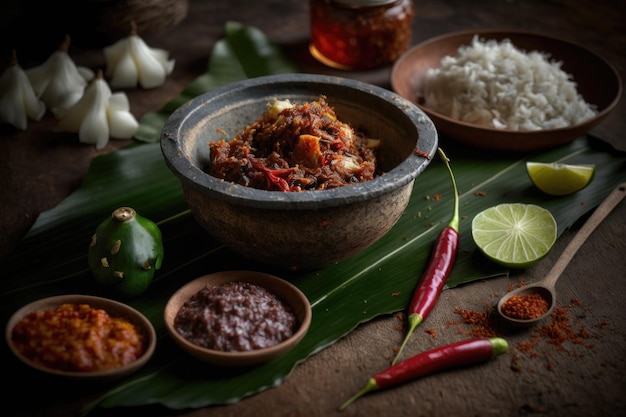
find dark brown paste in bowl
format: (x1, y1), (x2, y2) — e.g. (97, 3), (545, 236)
(207, 95), (381, 191)
(173, 281), (297, 352)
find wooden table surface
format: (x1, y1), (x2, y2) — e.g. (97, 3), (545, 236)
(1, 1), (625, 416)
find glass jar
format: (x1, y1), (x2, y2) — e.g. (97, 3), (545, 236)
(309, 0), (415, 70)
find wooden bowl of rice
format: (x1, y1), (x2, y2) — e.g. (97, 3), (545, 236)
(391, 29), (621, 152)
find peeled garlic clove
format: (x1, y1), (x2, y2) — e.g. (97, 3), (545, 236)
(130, 37), (174, 89)
(107, 93), (139, 139)
(104, 22), (175, 89)
(56, 71), (110, 148)
(26, 35), (94, 114)
(0, 50), (46, 130)
(79, 96), (110, 150)
(56, 70), (138, 149)
(106, 51), (138, 89)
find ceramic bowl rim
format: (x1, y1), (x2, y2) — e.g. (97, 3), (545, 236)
(163, 270), (312, 367)
(160, 73), (438, 210)
(5, 294), (157, 381)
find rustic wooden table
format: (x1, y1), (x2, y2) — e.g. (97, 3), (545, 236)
(1, 1), (625, 416)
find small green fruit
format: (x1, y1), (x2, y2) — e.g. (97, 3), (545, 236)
(89, 207), (164, 298)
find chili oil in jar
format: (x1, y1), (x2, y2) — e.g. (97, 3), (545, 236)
(309, 0), (414, 70)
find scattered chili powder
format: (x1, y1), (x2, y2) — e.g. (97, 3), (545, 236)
(516, 338), (540, 357)
(451, 302), (497, 338)
(450, 295), (605, 372)
(596, 320), (610, 329)
(501, 293), (549, 320)
(425, 328), (437, 338)
(510, 353), (523, 372)
(535, 305), (592, 351)
(413, 149), (430, 158)
(507, 279), (527, 292)
(394, 312), (405, 332)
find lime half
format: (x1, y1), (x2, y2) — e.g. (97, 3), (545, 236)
(472, 203), (557, 268)
(526, 161), (595, 196)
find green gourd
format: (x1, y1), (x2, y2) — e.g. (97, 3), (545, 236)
(89, 207), (164, 298)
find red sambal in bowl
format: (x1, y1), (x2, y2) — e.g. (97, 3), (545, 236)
(208, 96), (380, 192)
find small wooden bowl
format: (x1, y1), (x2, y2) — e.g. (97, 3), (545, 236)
(391, 29), (622, 152)
(5, 294), (156, 381)
(164, 271), (312, 367)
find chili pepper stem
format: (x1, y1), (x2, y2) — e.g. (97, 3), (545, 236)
(490, 337), (509, 357)
(391, 313), (422, 365)
(338, 377), (378, 411)
(438, 147), (460, 232)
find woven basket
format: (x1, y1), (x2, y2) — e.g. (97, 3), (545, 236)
(65, 0), (189, 46)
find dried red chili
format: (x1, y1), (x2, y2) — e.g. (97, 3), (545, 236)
(392, 148), (460, 364)
(339, 337), (508, 410)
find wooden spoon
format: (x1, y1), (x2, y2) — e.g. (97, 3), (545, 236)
(497, 182), (626, 327)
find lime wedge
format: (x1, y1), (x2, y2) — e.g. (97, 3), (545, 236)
(471, 203), (557, 268)
(526, 161), (595, 196)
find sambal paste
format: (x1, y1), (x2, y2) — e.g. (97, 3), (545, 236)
(10, 303), (145, 372)
(207, 96), (380, 191)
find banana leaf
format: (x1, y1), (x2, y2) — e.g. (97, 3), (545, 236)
(1, 22), (625, 415)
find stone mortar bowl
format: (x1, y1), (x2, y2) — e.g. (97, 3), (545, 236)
(161, 74), (438, 270)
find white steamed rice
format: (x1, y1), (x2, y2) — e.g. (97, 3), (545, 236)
(423, 35), (597, 131)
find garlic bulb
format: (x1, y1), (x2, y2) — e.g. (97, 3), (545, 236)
(0, 50), (46, 130)
(104, 22), (175, 89)
(55, 70), (138, 150)
(26, 35), (94, 116)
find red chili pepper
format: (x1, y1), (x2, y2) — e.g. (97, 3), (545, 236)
(339, 337), (508, 410)
(392, 147), (460, 365)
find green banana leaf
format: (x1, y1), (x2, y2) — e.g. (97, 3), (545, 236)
(2, 22), (625, 415)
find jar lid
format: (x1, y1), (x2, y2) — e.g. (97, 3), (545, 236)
(332, 0), (398, 8)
